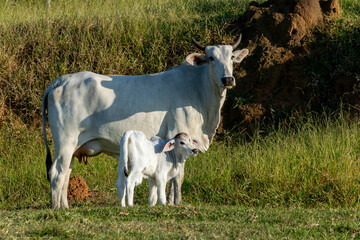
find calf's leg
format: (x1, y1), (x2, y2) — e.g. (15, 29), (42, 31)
(116, 164), (127, 207)
(148, 178), (158, 206)
(126, 172), (143, 207)
(167, 163), (185, 205)
(157, 175), (167, 205)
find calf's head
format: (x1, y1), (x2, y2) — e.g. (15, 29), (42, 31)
(186, 34), (249, 89)
(161, 132), (199, 163)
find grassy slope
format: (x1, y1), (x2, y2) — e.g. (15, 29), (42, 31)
(0, 0), (251, 124)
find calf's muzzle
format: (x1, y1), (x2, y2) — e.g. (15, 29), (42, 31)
(191, 149), (199, 155)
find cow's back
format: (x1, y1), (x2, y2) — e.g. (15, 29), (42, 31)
(46, 68), (209, 155)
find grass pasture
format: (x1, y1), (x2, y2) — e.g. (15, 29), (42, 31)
(2, 113), (360, 210)
(2, 205), (360, 239)
(1, 0), (360, 238)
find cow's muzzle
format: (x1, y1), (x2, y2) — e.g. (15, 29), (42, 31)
(221, 77), (236, 88)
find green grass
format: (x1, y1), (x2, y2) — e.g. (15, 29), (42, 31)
(182, 112), (360, 208)
(1, 205), (360, 239)
(341, 0), (360, 20)
(2, 113), (360, 209)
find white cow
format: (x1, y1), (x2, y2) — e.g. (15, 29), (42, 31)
(116, 131), (198, 206)
(42, 35), (249, 209)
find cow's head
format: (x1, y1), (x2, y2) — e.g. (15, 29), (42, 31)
(186, 34), (249, 89)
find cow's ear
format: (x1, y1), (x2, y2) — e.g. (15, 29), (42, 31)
(186, 53), (207, 67)
(232, 49), (249, 63)
(162, 139), (175, 152)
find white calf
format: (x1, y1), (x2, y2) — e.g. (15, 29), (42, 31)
(116, 131), (198, 206)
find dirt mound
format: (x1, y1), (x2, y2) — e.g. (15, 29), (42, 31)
(222, 0), (344, 131)
(244, 0), (340, 47)
(67, 176), (89, 201)
(224, 103), (265, 131)
(245, 0), (321, 47)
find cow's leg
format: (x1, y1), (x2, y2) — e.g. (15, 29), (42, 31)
(157, 175), (167, 205)
(148, 178), (158, 206)
(116, 163), (127, 207)
(60, 157), (74, 208)
(49, 146), (74, 209)
(167, 163), (185, 205)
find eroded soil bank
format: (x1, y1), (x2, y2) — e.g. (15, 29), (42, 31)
(221, 0), (359, 132)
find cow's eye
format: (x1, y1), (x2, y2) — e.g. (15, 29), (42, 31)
(209, 56), (214, 61)
(180, 141), (185, 145)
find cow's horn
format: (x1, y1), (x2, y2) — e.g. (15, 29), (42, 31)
(231, 34), (242, 49)
(191, 37), (206, 51)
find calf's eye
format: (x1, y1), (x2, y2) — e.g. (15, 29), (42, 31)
(209, 56), (214, 61)
(180, 142), (185, 145)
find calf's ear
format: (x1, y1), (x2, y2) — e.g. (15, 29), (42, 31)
(232, 49), (249, 63)
(186, 53), (207, 67)
(162, 139), (175, 152)
(192, 139), (200, 146)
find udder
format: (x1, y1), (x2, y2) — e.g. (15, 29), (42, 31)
(73, 140), (103, 165)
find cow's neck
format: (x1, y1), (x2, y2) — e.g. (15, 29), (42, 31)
(197, 66), (227, 146)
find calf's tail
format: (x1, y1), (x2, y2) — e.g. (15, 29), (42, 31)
(120, 131), (132, 177)
(42, 89), (52, 181)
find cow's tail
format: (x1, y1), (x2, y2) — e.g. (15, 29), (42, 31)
(120, 131), (132, 178)
(42, 88), (52, 181)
